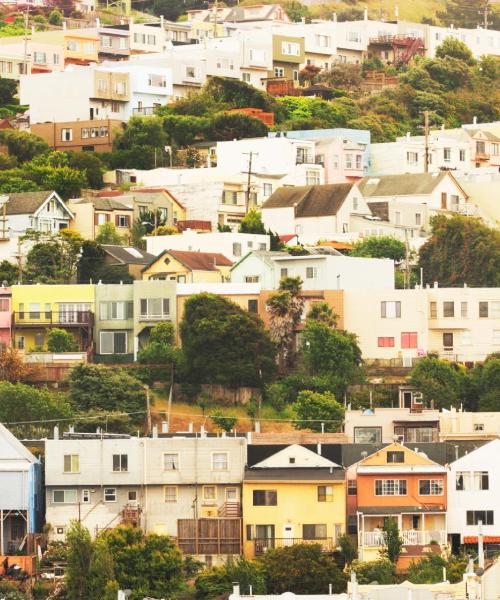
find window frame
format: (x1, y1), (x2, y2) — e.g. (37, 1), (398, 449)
(374, 479), (407, 496)
(164, 485), (177, 503)
(211, 451), (229, 471)
(317, 485), (333, 502)
(418, 479), (444, 496)
(104, 487), (117, 503)
(63, 454), (80, 473)
(112, 454), (128, 472)
(52, 489), (77, 504)
(252, 489), (277, 506)
(163, 452), (180, 471)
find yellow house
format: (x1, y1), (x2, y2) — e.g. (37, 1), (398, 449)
(243, 444), (346, 559)
(142, 249), (233, 283)
(11, 284), (95, 352)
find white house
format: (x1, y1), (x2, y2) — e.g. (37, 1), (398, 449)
(447, 439), (500, 550)
(146, 231), (271, 262)
(0, 191), (73, 262)
(230, 250), (394, 291)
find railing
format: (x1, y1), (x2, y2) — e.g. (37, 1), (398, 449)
(138, 313), (171, 322)
(369, 34), (423, 46)
(14, 311), (93, 326)
(218, 502), (241, 517)
(296, 155), (314, 165)
(133, 107), (156, 116)
(254, 537), (335, 555)
(475, 152), (490, 161)
(362, 530), (447, 547)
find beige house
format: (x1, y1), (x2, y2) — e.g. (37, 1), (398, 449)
(142, 249), (232, 283)
(31, 119), (123, 153)
(69, 196), (134, 241)
(439, 408), (500, 441)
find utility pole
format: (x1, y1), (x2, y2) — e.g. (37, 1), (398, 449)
(404, 228), (411, 289)
(145, 384), (152, 435)
(483, 0), (489, 29)
(23, 7), (29, 76)
(243, 151), (258, 213)
(424, 110), (430, 174)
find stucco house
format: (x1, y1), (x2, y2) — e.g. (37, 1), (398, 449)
(142, 249), (233, 283)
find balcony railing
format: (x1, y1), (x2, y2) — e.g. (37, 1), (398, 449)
(362, 530), (447, 547)
(133, 107), (156, 116)
(138, 313), (171, 322)
(14, 311), (93, 327)
(296, 155), (314, 165)
(218, 502), (241, 517)
(254, 537), (335, 555)
(475, 152), (490, 161)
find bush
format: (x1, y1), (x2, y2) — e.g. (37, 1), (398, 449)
(349, 559), (396, 584)
(46, 328), (78, 353)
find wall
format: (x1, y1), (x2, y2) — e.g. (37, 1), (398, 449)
(30, 119), (123, 153)
(94, 283), (134, 357)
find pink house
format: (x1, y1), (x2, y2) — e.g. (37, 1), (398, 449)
(0, 287), (12, 349)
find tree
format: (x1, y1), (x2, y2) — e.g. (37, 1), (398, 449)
(419, 215), (500, 287)
(0, 77), (17, 105)
(321, 63), (363, 90)
(381, 517), (403, 564)
(48, 9), (63, 25)
(0, 259), (19, 284)
(338, 534), (357, 565)
(283, 0), (311, 22)
(299, 64), (322, 86)
(349, 559), (396, 584)
(350, 236), (405, 261)
(407, 552), (467, 584)
(137, 321), (179, 385)
(69, 364), (147, 423)
(95, 222), (125, 245)
(205, 77), (279, 114)
(68, 151), (105, 189)
(23, 229), (84, 283)
(0, 130), (49, 162)
(210, 112), (269, 141)
(436, 37), (475, 65)
(211, 410), (238, 432)
(437, 0), (500, 30)
(0, 349), (37, 382)
(88, 537), (118, 600)
(114, 116), (167, 150)
(259, 544), (345, 594)
(294, 389), (344, 433)
(195, 558), (266, 600)
(477, 358), (500, 411)
(46, 328), (78, 352)
(238, 209), (266, 235)
(410, 357), (465, 409)
(65, 521), (93, 600)
(180, 294), (276, 387)
(306, 302), (338, 329)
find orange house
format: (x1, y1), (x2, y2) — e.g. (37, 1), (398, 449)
(354, 443), (447, 569)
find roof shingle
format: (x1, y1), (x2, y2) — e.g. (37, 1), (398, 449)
(359, 173), (447, 197)
(4, 191), (55, 215)
(263, 183), (354, 217)
(167, 249), (232, 271)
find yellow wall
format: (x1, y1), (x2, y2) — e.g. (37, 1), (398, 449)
(242, 480), (346, 559)
(143, 255), (228, 283)
(361, 443), (436, 466)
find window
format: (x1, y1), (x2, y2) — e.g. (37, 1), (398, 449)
(100, 301), (133, 320)
(281, 41), (300, 56)
(33, 51), (47, 64)
(134, 32), (146, 44)
(456, 471), (470, 491)
(443, 332), (454, 349)
(164, 486), (177, 503)
(378, 337), (395, 347)
(212, 452), (228, 470)
(492, 143), (499, 156)
(306, 266), (317, 279)
(53, 53), (60, 65)
(387, 451), (404, 463)
(242, 72), (251, 83)
(467, 511), (494, 526)
(245, 276), (259, 283)
(101, 35), (112, 47)
(401, 332), (418, 349)
(203, 485), (216, 501)
(81, 128), (89, 139)
(354, 427), (381, 444)
(461, 301), (468, 318)
(441, 192), (447, 210)
(274, 67), (284, 77)
(317, 485), (333, 502)
(474, 423), (484, 431)
(61, 128), (73, 142)
(263, 183), (273, 196)
(0, 299), (8, 312)
(53, 490), (77, 503)
(474, 471), (489, 490)
(381, 301), (401, 318)
(347, 31), (361, 42)
(164, 453), (179, 470)
(17, 337), (24, 350)
(419, 479), (443, 495)
(233, 243), (242, 257)
(100, 331), (127, 354)
(430, 302), (437, 318)
(443, 301), (454, 317)
(306, 170), (320, 185)
(148, 73), (166, 87)
(405, 427), (437, 443)
(253, 490), (277, 506)
(476, 141), (486, 155)
(128, 491), (137, 502)
(64, 454), (79, 473)
(443, 148), (451, 162)
(345, 154), (353, 169)
(491, 302), (500, 318)
(82, 490), (91, 503)
(140, 298), (169, 319)
(375, 479), (407, 496)
(347, 480), (357, 496)
(112, 454), (128, 472)
(356, 154), (362, 169)
(226, 488), (237, 500)
(115, 81), (126, 95)
(478, 301), (488, 317)
(459, 149), (466, 161)
(67, 40), (78, 51)
(415, 213), (421, 226)
(315, 34), (330, 47)
(117, 215), (130, 228)
(303, 524), (327, 539)
(104, 488), (116, 502)
(248, 299), (258, 313)
(407, 151), (418, 165)
(280, 268), (288, 278)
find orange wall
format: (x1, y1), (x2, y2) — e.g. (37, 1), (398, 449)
(357, 473), (447, 510)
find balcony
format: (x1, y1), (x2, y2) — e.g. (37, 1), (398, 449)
(475, 152), (490, 162)
(218, 502), (241, 517)
(362, 530), (447, 547)
(296, 154), (315, 165)
(13, 311), (93, 327)
(254, 537), (335, 555)
(138, 313), (171, 322)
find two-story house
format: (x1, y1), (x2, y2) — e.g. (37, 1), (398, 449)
(354, 443), (447, 569)
(243, 444), (345, 559)
(94, 283), (135, 362)
(142, 250), (233, 283)
(68, 196), (134, 241)
(447, 439), (500, 553)
(132, 279), (176, 353)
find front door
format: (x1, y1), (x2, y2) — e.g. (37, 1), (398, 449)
(283, 524), (294, 546)
(403, 391), (412, 409)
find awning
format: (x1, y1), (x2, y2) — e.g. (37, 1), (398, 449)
(393, 421), (439, 426)
(464, 536), (500, 543)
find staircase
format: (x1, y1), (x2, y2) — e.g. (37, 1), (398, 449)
(218, 502), (241, 517)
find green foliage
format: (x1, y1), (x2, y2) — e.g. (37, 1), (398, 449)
(66, 521), (93, 600)
(351, 236), (405, 261)
(48, 9), (63, 25)
(137, 321), (179, 385)
(283, 0), (311, 22)
(88, 537), (118, 600)
(410, 357), (465, 409)
(95, 222), (125, 245)
(210, 112), (269, 141)
(195, 558), (266, 600)
(477, 358), (500, 411)
(320, 63), (363, 90)
(294, 389), (344, 432)
(0, 130), (49, 162)
(0, 77), (17, 105)
(24, 229), (84, 284)
(436, 37), (475, 65)
(239, 209), (266, 235)
(46, 328), (78, 352)
(277, 96), (354, 129)
(381, 517), (403, 564)
(205, 77), (279, 114)
(0, 259), (19, 285)
(0, 583), (30, 600)
(0, 381), (73, 425)
(259, 544), (345, 594)
(407, 552), (467, 584)
(338, 534), (357, 565)
(437, 0), (500, 30)
(69, 364), (146, 423)
(68, 152), (105, 189)
(114, 116), (167, 150)
(349, 558), (396, 584)
(419, 215), (500, 287)
(211, 409), (238, 432)
(306, 302), (338, 328)
(180, 293), (276, 387)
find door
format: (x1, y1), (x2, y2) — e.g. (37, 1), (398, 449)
(89, 107), (94, 120)
(283, 524), (294, 546)
(403, 391), (412, 409)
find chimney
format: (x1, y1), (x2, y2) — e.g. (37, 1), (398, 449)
(364, 7), (368, 20)
(473, 116), (477, 125)
(200, 424), (206, 437)
(454, 445), (459, 460)
(254, 420), (261, 433)
(152, 425), (158, 438)
(161, 420), (168, 433)
(69, 425), (74, 434)
(62, 21), (67, 30)
(95, 16), (100, 27)
(160, 14), (164, 28)
(54, 425), (59, 440)
(232, 583), (240, 598)
(333, 12), (337, 22)
(394, 4), (399, 20)
(433, 281), (438, 288)
(188, 422), (193, 433)
(317, 442), (322, 455)
(406, 132), (410, 140)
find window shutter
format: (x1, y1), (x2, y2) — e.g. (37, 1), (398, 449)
(163, 298), (169, 315)
(125, 215), (130, 227)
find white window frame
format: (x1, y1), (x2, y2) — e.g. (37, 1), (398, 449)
(163, 452), (180, 471)
(104, 488), (117, 502)
(82, 489), (91, 504)
(212, 451), (229, 471)
(202, 485), (217, 501)
(418, 479), (443, 496)
(52, 489), (77, 504)
(63, 454), (80, 473)
(374, 479), (407, 496)
(100, 330), (128, 355)
(164, 485), (177, 503)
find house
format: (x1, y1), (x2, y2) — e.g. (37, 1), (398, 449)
(30, 119), (124, 153)
(354, 442), (447, 569)
(242, 444), (345, 559)
(68, 196), (134, 241)
(132, 279), (176, 352)
(45, 430), (245, 565)
(146, 231), (270, 263)
(94, 283), (135, 362)
(142, 250), (233, 283)
(0, 423), (42, 558)
(230, 250), (395, 291)
(100, 245), (156, 281)
(439, 408), (500, 441)
(0, 191), (73, 262)
(0, 286), (12, 349)
(261, 182), (368, 244)
(11, 284), (94, 353)
(129, 188), (186, 227)
(447, 439), (500, 553)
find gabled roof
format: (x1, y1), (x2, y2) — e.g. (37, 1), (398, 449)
(230, 250), (287, 272)
(0, 423), (39, 465)
(356, 442), (445, 473)
(145, 249), (232, 273)
(368, 201), (389, 221)
(466, 129), (500, 142)
(449, 438), (500, 467)
(263, 183), (355, 217)
(359, 172), (448, 197)
(101, 245), (155, 265)
(252, 444), (340, 469)
(4, 191), (66, 216)
(93, 197), (132, 211)
(131, 188), (185, 211)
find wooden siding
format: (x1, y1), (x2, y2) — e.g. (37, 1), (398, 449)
(177, 518), (241, 555)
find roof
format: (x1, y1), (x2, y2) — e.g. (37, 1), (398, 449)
(0, 423), (39, 464)
(101, 245), (155, 265)
(4, 191), (56, 215)
(146, 249), (233, 272)
(248, 444), (343, 467)
(263, 183), (354, 217)
(358, 506), (445, 515)
(359, 172), (449, 197)
(467, 129), (500, 142)
(131, 188), (185, 211)
(367, 201), (389, 221)
(93, 197), (132, 211)
(244, 467), (344, 481)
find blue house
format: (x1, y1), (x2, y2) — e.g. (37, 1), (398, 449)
(0, 424), (42, 555)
